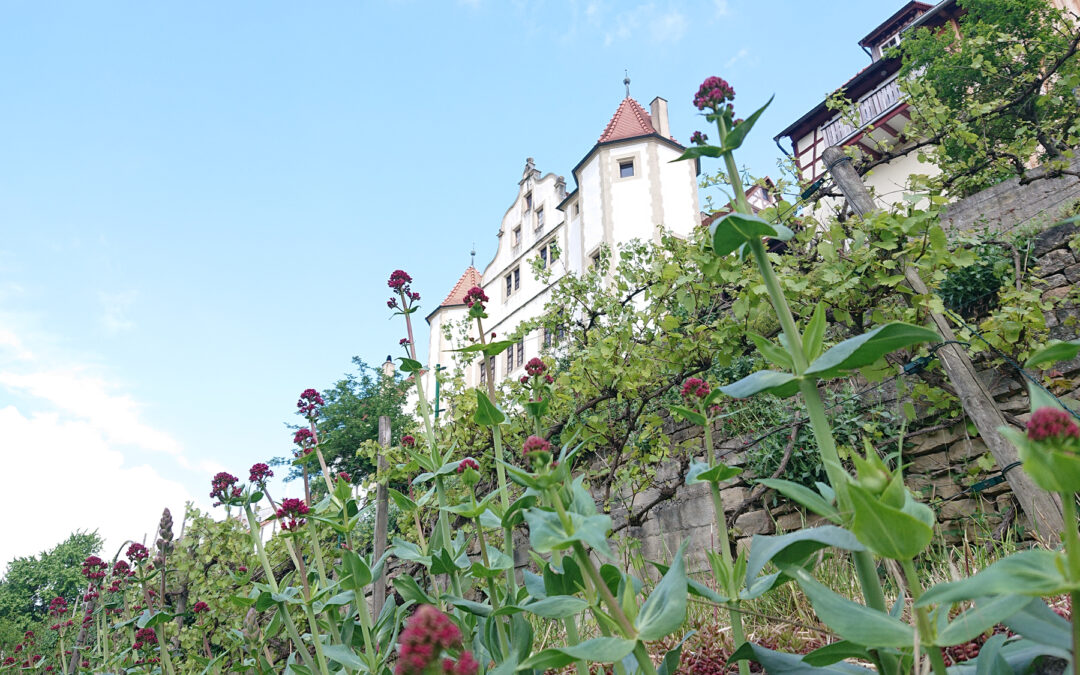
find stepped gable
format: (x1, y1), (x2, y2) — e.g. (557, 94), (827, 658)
(597, 97), (657, 143)
(439, 266), (482, 308)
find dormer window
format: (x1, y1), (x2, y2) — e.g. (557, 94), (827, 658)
(619, 160), (635, 178)
(535, 207), (545, 231)
(525, 192), (533, 211)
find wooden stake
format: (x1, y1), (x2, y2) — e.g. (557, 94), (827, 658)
(822, 146), (1064, 542)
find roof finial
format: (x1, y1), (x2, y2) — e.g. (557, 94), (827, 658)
(470, 243), (476, 267)
(624, 70), (630, 98)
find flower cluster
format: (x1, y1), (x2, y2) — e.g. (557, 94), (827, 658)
(525, 358), (546, 377)
(210, 472), (240, 506)
(193, 601), (209, 614)
(463, 286), (489, 311)
(132, 627), (157, 651)
(48, 597), (68, 618)
(127, 543), (149, 564)
(296, 388), (324, 419)
(680, 377), (711, 402)
(400, 337), (411, 347)
(395, 605), (477, 675)
(276, 498), (310, 531)
(81, 556), (108, 581)
(522, 435), (553, 467)
(388, 270), (421, 309)
(693, 76), (735, 111)
(402, 434), (416, 448)
(457, 458), (480, 473)
(690, 130), (708, 145)
(249, 463), (274, 484)
(1027, 407), (1080, 443)
(293, 427), (316, 454)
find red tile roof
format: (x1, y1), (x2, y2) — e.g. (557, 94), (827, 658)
(598, 97), (657, 143)
(439, 266), (482, 308)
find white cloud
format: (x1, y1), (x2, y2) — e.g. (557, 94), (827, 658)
(591, 2), (691, 46)
(713, 0), (729, 17)
(0, 405), (194, 569)
(651, 10), (687, 43)
(725, 47), (750, 68)
(0, 329), (33, 361)
(0, 369), (183, 456)
(99, 290), (137, 335)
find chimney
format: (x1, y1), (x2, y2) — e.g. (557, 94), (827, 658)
(650, 97), (670, 138)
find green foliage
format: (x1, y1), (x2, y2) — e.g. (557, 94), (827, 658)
(937, 243), (1012, 319)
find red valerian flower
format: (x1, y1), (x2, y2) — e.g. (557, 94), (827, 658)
(387, 298), (399, 309)
(395, 605), (464, 675)
(519, 375), (530, 384)
(297, 389), (325, 419)
(338, 471), (351, 483)
(276, 498), (310, 531)
(133, 627), (156, 651)
(450, 651), (479, 675)
(690, 130), (708, 145)
(249, 463), (274, 484)
(81, 556), (107, 581)
(1027, 407), (1080, 443)
(457, 458), (480, 473)
(112, 560), (131, 577)
(192, 601), (209, 614)
(127, 543), (149, 563)
(388, 270), (413, 291)
(522, 435), (552, 463)
(402, 434), (416, 448)
(693, 76), (735, 111)
(210, 472), (239, 505)
(524, 358), (547, 377)
(293, 427), (316, 452)
(680, 377), (711, 401)
(48, 597), (68, 618)
(462, 286), (489, 310)
(400, 338), (411, 346)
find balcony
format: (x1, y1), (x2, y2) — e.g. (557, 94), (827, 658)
(821, 74), (904, 147)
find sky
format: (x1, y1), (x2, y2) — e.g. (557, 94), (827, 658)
(0, 0), (904, 570)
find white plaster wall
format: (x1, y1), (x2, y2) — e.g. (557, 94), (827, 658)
(657, 143), (700, 237)
(579, 159), (604, 261)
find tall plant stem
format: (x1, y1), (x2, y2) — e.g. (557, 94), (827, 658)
(702, 417), (749, 675)
(1060, 494), (1080, 675)
(901, 559), (948, 675)
(473, 516), (510, 656)
(561, 613), (590, 675)
(155, 628), (177, 675)
(285, 540), (331, 675)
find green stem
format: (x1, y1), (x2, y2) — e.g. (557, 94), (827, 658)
(300, 603), (332, 675)
(1060, 494), (1080, 675)
(474, 517), (511, 657)
(631, 641), (660, 675)
(901, 559), (948, 675)
(155, 623), (177, 675)
(561, 613), (590, 675)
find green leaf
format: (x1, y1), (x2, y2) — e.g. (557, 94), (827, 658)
(518, 637), (637, 670)
(971, 633), (1011, 675)
(474, 390), (507, 426)
(749, 332), (795, 370)
(785, 567), (914, 648)
(658, 631), (695, 675)
(847, 483), (933, 560)
(669, 405), (706, 427)
(801, 641), (871, 667)
(255, 591), (275, 612)
(397, 357), (424, 373)
(453, 339), (518, 357)
(686, 461), (742, 485)
(719, 370), (800, 398)
(746, 526), (864, 589)
(322, 644), (364, 669)
(1003, 597), (1071, 650)
(917, 550), (1073, 606)
(341, 549), (372, 590)
(136, 610), (175, 629)
(804, 322), (940, 380)
(802, 303), (827, 362)
(756, 479), (840, 522)
(1025, 339), (1080, 368)
(635, 540), (689, 640)
(721, 96), (773, 152)
(313, 590), (355, 614)
(524, 508), (614, 558)
(521, 595), (589, 619)
(672, 145), (724, 162)
(711, 212), (781, 257)
(393, 574), (434, 606)
(937, 595), (1029, 646)
(387, 487), (417, 512)
(729, 642), (873, 674)
(445, 595), (492, 617)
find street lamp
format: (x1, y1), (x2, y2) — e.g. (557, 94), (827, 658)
(381, 355), (395, 380)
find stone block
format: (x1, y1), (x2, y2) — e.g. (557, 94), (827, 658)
(1032, 222), (1079, 257)
(720, 486), (749, 508)
(654, 502), (682, 533)
(910, 450), (951, 475)
(774, 511), (825, 532)
(907, 474), (962, 500)
(1065, 263), (1080, 285)
(1043, 286), (1072, 302)
(909, 426), (962, 456)
(1036, 249), (1074, 275)
(734, 509), (773, 536)
(680, 497), (718, 529)
(948, 438), (988, 461)
(939, 498), (977, 521)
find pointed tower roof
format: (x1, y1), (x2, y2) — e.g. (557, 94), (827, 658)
(597, 97), (657, 143)
(439, 266), (482, 308)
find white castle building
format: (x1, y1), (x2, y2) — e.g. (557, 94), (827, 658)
(422, 91), (701, 394)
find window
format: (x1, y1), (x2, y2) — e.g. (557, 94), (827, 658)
(507, 346), (514, 371)
(512, 225), (522, 247)
(539, 240), (557, 269)
(590, 250), (601, 268)
(543, 327), (552, 348)
(516, 340), (524, 368)
(525, 192), (533, 211)
(535, 207), (545, 231)
(573, 203), (580, 216)
(619, 160), (634, 178)
(505, 267), (520, 298)
(480, 356), (494, 384)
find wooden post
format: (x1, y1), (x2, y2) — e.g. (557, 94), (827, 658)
(822, 146), (1064, 542)
(373, 415), (391, 617)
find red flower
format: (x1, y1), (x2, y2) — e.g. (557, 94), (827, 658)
(276, 498), (310, 531)
(400, 338), (411, 346)
(693, 76), (735, 111)
(388, 270), (413, 291)
(338, 471), (351, 483)
(690, 130), (708, 145)
(524, 358), (547, 377)
(127, 543), (149, 563)
(680, 377), (711, 401)
(457, 458), (480, 473)
(522, 435), (552, 463)
(402, 434), (416, 448)
(1027, 407), (1080, 443)
(210, 472), (239, 505)
(81, 556), (107, 581)
(293, 427), (316, 449)
(519, 375), (529, 384)
(452, 651), (479, 675)
(48, 597), (68, 618)
(297, 389), (325, 419)
(193, 601), (209, 614)
(249, 463), (274, 484)
(395, 605), (464, 675)
(463, 286), (489, 310)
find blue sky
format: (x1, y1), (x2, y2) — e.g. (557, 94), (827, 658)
(0, 0), (900, 568)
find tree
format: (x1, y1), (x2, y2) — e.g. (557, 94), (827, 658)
(278, 357), (415, 485)
(892, 0), (1080, 195)
(0, 531), (102, 647)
